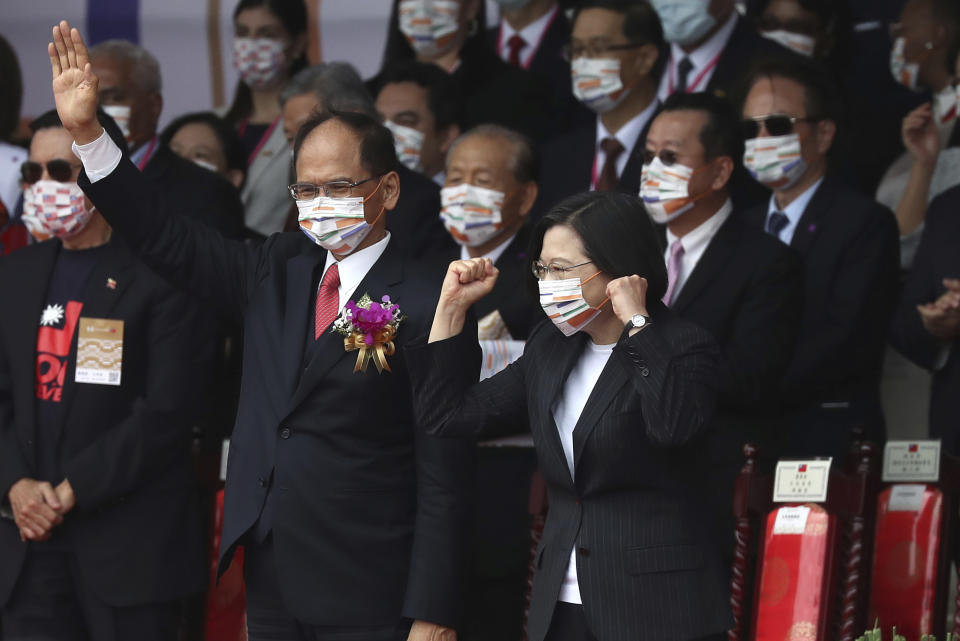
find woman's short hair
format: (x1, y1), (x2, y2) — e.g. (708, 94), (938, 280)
(159, 111), (247, 174)
(529, 191), (668, 302)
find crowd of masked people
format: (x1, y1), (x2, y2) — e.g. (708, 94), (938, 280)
(0, 0), (959, 639)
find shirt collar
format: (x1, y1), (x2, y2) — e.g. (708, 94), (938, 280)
(499, 5), (559, 62)
(665, 198), (732, 257)
(459, 230), (518, 265)
(130, 135), (158, 169)
(321, 231), (391, 299)
(766, 177), (824, 241)
(595, 98), (660, 155)
(669, 11), (738, 76)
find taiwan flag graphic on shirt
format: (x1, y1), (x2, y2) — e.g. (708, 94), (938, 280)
(35, 301), (83, 403)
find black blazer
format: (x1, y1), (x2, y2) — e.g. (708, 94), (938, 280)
(406, 308), (731, 641)
(389, 164), (456, 260)
(144, 144), (245, 239)
(741, 176), (900, 435)
(439, 224), (541, 340)
(79, 158), (472, 628)
(890, 185), (960, 453)
(0, 238), (210, 608)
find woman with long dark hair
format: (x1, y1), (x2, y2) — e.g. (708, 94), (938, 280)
(407, 191), (731, 641)
(225, 0), (308, 236)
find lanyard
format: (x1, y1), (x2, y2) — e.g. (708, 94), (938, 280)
(239, 116), (281, 167)
(667, 50), (722, 95)
(496, 5), (559, 70)
(135, 136), (158, 171)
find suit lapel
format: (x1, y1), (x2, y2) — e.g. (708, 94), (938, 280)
(789, 178), (830, 256)
(670, 216), (739, 312)
(571, 356), (629, 470)
(287, 242), (405, 410)
(281, 250), (326, 410)
(536, 333), (587, 484)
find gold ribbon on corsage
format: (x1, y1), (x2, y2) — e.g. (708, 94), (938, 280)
(344, 325), (397, 373)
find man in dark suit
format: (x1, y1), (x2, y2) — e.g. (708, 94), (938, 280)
(890, 185), (960, 453)
(536, 0), (664, 218)
(642, 92), (804, 560)
(487, 0), (592, 131)
(0, 109), (211, 640)
(438, 124), (543, 641)
(51, 21), (470, 641)
(88, 39), (244, 238)
(282, 64), (454, 260)
(740, 56), (901, 458)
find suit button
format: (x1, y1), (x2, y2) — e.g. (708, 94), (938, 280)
(578, 547), (589, 557)
(258, 477), (267, 488)
(640, 367), (650, 377)
(280, 428), (291, 439)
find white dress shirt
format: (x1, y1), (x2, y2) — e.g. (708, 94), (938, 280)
(459, 231), (516, 265)
(657, 11), (738, 100)
(496, 4), (559, 68)
(321, 232), (391, 310)
(552, 340), (615, 603)
(663, 199), (732, 300)
(765, 177), (824, 245)
(592, 99), (660, 190)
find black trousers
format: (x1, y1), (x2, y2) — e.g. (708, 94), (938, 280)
(0, 544), (179, 641)
(544, 603), (727, 641)
(243, 535), (412, 641)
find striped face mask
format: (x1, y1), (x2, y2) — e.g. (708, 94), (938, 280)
(743, 134), (807, 190)
(538, 271), (609, 337)
(639, 157), (712, 224)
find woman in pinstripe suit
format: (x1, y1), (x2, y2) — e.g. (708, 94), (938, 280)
(407, 192), (731, 641)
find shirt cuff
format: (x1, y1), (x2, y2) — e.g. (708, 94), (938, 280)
(71, 129), (122, 183)
(933, 341), (954, 371)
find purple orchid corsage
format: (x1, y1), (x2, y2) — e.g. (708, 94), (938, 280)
(332, 294), (405, 373)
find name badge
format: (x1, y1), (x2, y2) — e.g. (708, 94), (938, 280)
(887, 484), (927, 512)
(772, 505), (811, 534)
(75, 318), (124, 386)
(773, 459), (832, 503)
(882, 440), (941, 483)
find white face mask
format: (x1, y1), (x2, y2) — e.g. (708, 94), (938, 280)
(743, 134), (808, 190)
(384, 120), (425, 172)
(761, 30), (816, 58)
(640, 157), (706, 224)
(538, 273), (607, 337)
(398, 0), (460, 57)
(439, 183), (504, 247)
(571, 57), (630, 114)
(649, 0), (716, 46)
(193, 158), (219, 173)
(890, 37), (921, 91)
(233, 37), (288, 90)
(101, 105), (131, 141)
(296, 180), (385, 255)
(22, 180), (95, 241)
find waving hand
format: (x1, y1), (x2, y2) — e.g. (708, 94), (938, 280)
(49, 21), (102, 144)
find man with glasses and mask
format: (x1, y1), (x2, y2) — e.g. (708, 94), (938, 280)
(46, 21), (470, 641)
(740, 57), (900, 460)
(535, 0), (664, 217)
(640, 91), (803, 564)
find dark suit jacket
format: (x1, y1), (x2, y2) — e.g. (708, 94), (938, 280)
(534, 112), (654, 218)
(704, 14), (795, 101)
(0, 238), (210, 607)
(389, 164), (456, 260)
(79, 158), (472, 628)
(144, 144), (245, 239)
(890, 185), (960, 453)
(741, 176), (900, 451)
(406, 307), (731, 641)
(440, 224), (541, 341)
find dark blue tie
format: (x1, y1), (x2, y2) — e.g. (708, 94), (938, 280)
(766, 211), (790, 238)
(676, 57), (694, 93)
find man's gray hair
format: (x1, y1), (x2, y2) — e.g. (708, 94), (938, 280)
(448, 124), (539, 184)
(279, 63), (377, 119)
(88, 39), (162, 94)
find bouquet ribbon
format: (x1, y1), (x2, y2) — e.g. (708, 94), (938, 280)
(344, 326), (397, 373)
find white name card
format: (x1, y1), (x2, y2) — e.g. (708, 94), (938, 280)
(883, 440), (941, 483)
(773, 459), (832, 503)
(888, 484), (927, 512)
(773, 505), (811, 534)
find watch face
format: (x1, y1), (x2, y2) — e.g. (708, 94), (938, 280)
(631, 314), (647, 327)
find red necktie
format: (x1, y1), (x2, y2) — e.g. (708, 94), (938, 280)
(507, 34), (526, 67)
(314, 263), (340, 339)
(596, 137), (625, 192)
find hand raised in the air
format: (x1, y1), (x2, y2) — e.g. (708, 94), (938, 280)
(49, 21), (102, 144)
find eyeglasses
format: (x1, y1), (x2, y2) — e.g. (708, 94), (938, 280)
(288, 175), (383, 200)
(562, 42), (643, 62)
(641, 149), (684, 167)
(20, 159), (81, 185)
(532, 260), (594, 280)
(739, 114), (819, 139)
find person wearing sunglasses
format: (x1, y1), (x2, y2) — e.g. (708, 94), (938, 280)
(740, 56), (900, 461)
(406, 190), (730, 641)
(49, 21), (472, 641)
(535, 0), (663, 217)
(640, 91), (803, 565)
(0, 107), (216, 640)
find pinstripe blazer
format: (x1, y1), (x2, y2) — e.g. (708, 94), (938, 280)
(407, 303), (733, 641)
